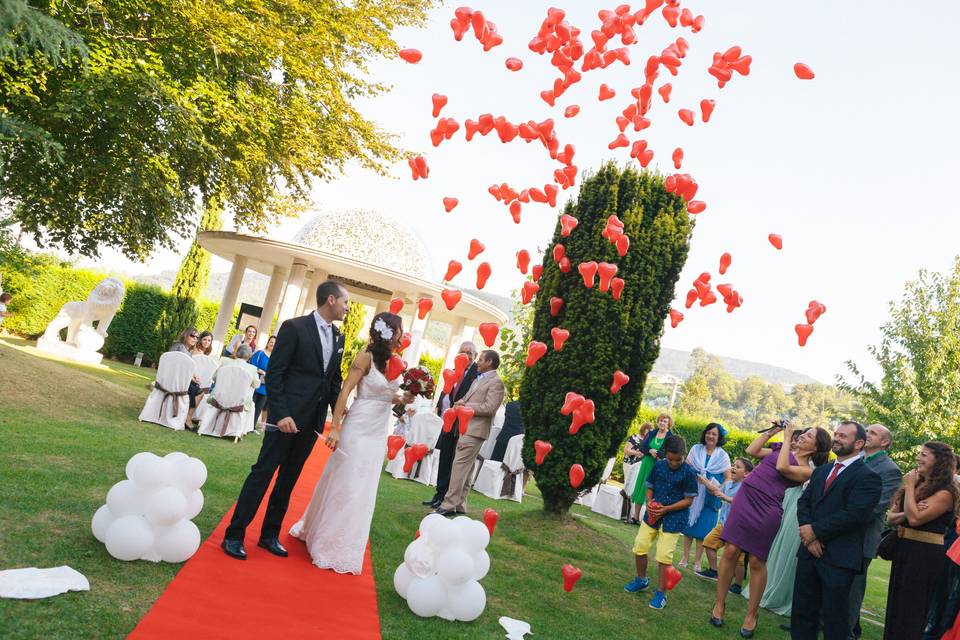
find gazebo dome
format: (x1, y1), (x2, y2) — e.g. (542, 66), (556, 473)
(293, 209), (433, 280)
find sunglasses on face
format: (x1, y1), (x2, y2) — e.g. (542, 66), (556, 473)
(189, 334), (199, 339)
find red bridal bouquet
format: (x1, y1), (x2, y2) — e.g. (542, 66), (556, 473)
(393, 366), (436, 417)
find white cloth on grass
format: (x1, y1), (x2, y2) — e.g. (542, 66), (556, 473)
(0, 566), (89, 599)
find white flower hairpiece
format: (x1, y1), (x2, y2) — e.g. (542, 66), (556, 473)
(374, 318), (394, 341)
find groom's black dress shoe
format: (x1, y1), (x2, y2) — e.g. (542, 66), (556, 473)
(421, 497), (440, 507)
(258, 538), (289, 557)
(433, 508), (456, 517)
(221, 539), (247, 560)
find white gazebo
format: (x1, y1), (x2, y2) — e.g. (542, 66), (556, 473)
(198, 210), (509, 371)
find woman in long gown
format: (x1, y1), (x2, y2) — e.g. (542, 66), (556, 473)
(289, 312), (412, 575)
(681, 423), (731, 569)
(710, 421), (830, 637)
(630, 413), (673, 506)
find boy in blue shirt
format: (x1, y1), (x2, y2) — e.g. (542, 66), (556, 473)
(624, 434), (698, 610)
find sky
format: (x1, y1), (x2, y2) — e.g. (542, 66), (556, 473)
(74, 0), (960, 384)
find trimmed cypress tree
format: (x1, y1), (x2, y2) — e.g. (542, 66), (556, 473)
(520, 163), (695, 515)
(339, 301), (367, 380)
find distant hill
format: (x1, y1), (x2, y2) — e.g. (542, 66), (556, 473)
(130, 270), (819, 387)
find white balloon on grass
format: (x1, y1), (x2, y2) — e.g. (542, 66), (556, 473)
(428, 516), (459, 550)
(404, 538), (436, 579)
(418, 513), (446, 540)
(437, 549), (475, 586)
(91, 504), (116, 543)
(145, 487), (188, 527)
(106, 480), (145, 516)
(446, 580), (486, 622)
(457, 518), (490, 553)
(393, 563), (414, 599)
(472, 550), (490, 581)
(163, 451), (189, 464)
(153, 519), (201, 563)
(105, 515), (155, 561)
(125, 452), (159, 480)
(406, 576), (447, 618)
(184, 489), (204, 520)
(172, 457), (207, 493)
(132, 456), (174, 490)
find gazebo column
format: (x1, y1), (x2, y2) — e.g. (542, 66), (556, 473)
(405, 294), (432, 367)
(442, 317), (467, 369)
(294, 270), (313, 316)
(257, 264), (289, 347)
(301, 269), (328, 314)
(275, 262), (309, 336)
(374, 299), (389, 315)
(211, 256), (248, 355)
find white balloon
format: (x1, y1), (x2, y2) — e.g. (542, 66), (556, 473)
(184, 489), (204, 520)
(436, 607), (457, 621)
(132, 456), (174, 490)
(153, 519), (201, 563)
(418, 513), (446, 540)
(393, 563), (414, 599)
(437, 549), (475, 586)
(447, 580), (486, 622)
(173, 457), (208, 492)
(164, 451), (189, 464)
(106, 480), (146, 516)
(406, 576), (447, 618)
(125, 452), (159, 481)
(104, 515), (154, 561)
(458, 518), (491, 553)
(428, 516), (459, 551)
(403, 538), (436, 579)
(145, 487), (188, 527)
(472, 550), (490, 581)
(91, 504), (116, 543)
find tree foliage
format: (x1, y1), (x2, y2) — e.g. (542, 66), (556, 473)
(340, 301), (367, 381)
(498, 286), (535, 401)
(520, 164), (695, 515)
(840, 256), (960, 464)
(0, 0), (435, 259)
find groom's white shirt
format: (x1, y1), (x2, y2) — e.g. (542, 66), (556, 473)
(312, 310), (333, 371)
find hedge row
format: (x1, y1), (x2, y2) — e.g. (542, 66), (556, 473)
(0, 249), (238, 365)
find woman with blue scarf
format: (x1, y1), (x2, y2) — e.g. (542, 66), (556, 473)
(679, 423), (731, 570)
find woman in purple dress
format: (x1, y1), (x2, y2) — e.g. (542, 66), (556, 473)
(710, 421), (831, 637)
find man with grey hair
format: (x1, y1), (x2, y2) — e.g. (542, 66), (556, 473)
(422, 341), (479, 509)
(847, 423), (901, 639)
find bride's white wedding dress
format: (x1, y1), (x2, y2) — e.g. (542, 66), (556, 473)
(289, 363), (398, 574)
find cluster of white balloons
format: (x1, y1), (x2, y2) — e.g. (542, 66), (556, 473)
(91, 451), (207, 563)
(393, 513), (490, 622)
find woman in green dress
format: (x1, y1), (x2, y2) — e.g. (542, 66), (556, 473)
(630, 413), (674, 506)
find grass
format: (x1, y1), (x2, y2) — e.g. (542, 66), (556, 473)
(0, 336), (889, 639)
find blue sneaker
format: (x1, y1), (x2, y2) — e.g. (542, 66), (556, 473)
(649, 590), (667, 609)
(624, 576), (649, 593)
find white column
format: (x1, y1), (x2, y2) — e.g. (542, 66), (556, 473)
(211, 256), (248, 355)
(442, 317), (467, 369)
(374, 299), (389, 315)
(302, 269), (328, 314)
(257, 265), (288, 347)
(276, 262), (309, 330)
(294, 271), (313, 316)
(406, 294), (432, 367)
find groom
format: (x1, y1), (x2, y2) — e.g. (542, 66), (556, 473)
(222, 280), (348, 560)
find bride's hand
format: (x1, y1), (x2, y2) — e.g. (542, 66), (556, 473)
(324, 427), (340, 451)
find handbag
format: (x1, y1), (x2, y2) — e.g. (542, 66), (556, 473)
(877, 527), (897, 561)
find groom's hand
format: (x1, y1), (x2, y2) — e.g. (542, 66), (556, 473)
(277, 417), (299, 434)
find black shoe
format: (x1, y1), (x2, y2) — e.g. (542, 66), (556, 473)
(257, 537), (288, 557)
(221, 538), (246, 560)
(740, 625), (756, 638)
(709, 616), (723, 628)
(433, 508), (456, 517)
(422, 498), (441, 508)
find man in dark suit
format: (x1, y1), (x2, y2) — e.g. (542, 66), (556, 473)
(422, 341), (478, 509)
(222, 280), (348, 560)
(847, 424), (901, 639)
(490, 399), (524, 462)
(791, 421), (881, 640)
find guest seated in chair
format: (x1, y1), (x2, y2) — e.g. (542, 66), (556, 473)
(490, 399), (524, 463)
(213, 344), (260, 413)
(169, 328), (203, 430)
(191, 331), (213, 356)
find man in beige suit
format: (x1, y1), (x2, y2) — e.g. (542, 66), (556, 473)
(434, 350), (506, 516)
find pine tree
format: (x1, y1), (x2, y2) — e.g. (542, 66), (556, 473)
(520, 163), (694, 515)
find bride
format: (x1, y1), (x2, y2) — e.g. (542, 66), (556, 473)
(289, 312), (412, 574)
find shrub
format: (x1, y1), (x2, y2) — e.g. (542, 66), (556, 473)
(418, 353), (444, 389)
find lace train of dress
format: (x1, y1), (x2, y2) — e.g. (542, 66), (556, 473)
(289, 364), (398, 574)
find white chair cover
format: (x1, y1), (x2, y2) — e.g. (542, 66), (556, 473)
(197, 365), (255, 439)
(472, 405), (506, 481)
(385, 412), (442, 481)
(623, 461), (642, 496)
(473, 434), (525, 502)
(590, 457), (625, 519)
(190, 355), (219, 422)
(138, 352), (195, 430)
(575, 457), (616, 508)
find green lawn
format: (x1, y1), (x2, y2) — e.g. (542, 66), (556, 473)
(0, 337), (889, 639)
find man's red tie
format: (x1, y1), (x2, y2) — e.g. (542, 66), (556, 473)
(824, 462), (843, 491)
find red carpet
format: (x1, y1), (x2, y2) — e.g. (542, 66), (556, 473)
(130, 445), (382, 640)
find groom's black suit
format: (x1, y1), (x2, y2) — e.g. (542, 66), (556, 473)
(225, 312), (343, 542)
(429, 362), (479, 503)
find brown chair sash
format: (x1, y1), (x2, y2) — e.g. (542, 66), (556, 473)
(154, 381), (188, 420)
(208, 398), (244, 437)
(499, 462), (524, 498)
(472, 455), (486, 484)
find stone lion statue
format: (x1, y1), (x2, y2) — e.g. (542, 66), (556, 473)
(42, 277), (126, 353)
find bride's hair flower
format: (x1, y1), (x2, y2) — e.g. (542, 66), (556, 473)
(373, 318), (394, 341)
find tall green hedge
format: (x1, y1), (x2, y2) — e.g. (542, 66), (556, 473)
(520, 164), (694, 514)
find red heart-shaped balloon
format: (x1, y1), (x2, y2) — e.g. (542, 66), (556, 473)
(700, 99), (715, 123)
(769, 233), (783, 250)
(395, 332), (412, 353)
(389, 297), (404, 315)
(505, 57), (523, 71)
(441, 369), (456, 394)
(553, 244), (566, 264)
(386, 435), (405, 460)
(525, 341), (548, 367)
(386, 356), (406, 382)
(398, 48), (422, 64)
(468, 238), (486, 260)
(562, 563), (583, 592)
(564, 105), (580, 118)
(561, 391), (585, 416)
(598, 262), (619, 292)
(534, 440), (553, 465)
(551, 327), (570, 351)
(794, 62), (815, 80)
(569, 464), (585, 488)
(431, 93), (448, 118)
(611, 370), (630, 394)
(719, 252), (732, 275)
(483, 508), (499, 537)
(598, 84), (616, 101)
(455, 405), (475, 435)
(417, 297), (433, 320)
(476, 262), (492, 289)
(672, 147), (684, 169)
(442, 196), (459, 213)
(611, 277), (626, 300)
(550, 297), (564, 317)
(678, 108), (695, 126)
(516, 250), (531, 274)
(443, 260), (462, 282)
(478, 323), (499, 347)
(558, 257), (571, 273)
(454, 353), (470, 379)
(795, 323), (814, 347)
(521, 280), (540, 305)
(559, 214), (579, 236)
(616, 235), (630, 257)
(411, 443), (428, 461)
(403, 447), (417, 473)
(665, 565), (683, 590)
(669, 308), (684, 328)
(442, 407), (457, 433)
(578, 261), (599, 289)
(441, 288), (462, 311)
(532, 265), (543, 282)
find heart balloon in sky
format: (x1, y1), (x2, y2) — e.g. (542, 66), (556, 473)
(416, 297), (433, 320)
(389, 297), (404, 315)
(478, 322), (499, 347)
(443, 260), (462, 282)
(768, 233), (783, 250)
(440, 288), (462, 311)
